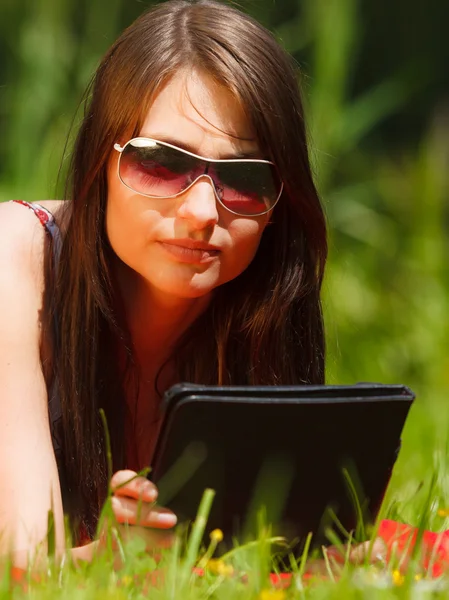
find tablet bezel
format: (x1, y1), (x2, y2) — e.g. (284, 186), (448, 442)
(150, 383), (414, 545)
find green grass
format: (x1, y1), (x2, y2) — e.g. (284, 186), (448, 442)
(3, 398), (449, 599)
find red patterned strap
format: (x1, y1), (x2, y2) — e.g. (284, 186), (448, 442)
(11, 200), (62, 265)
(12, 199), (51, 227)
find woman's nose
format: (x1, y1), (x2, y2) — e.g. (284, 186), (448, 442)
(176, 176), (219, 229)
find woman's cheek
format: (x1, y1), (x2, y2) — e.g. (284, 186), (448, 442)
(223, 218), (267, 278)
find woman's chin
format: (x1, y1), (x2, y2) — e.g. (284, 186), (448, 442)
(148, 276), (218, 302)
(148, 268), (223, 300)
(162, 284), (216, 301)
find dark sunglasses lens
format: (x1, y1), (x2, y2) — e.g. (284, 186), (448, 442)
(215, 162), (281, 216)
(119, 140), (198, 197)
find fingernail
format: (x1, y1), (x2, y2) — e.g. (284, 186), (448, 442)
(144, 484), (157, 499)
(157, 512), (177, 526)
(111, 496), (121, 511)
(111, 496), (133, 518)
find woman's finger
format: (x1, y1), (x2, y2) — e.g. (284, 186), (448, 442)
(117, 524), (176, 551)
(325, 538), (387, 566)
(111, 495), (177, 528)
(349, 538), (387, 565)
(110, 470), (157, 503)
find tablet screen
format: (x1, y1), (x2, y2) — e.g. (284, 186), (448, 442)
(151, 384), (414, 547)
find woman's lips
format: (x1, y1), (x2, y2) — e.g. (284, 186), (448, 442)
(158, 241), (220, 263)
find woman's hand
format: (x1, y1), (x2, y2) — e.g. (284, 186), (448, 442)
(99, 470), (177, 557)
(345, 538), (387, 565)
(110, 470), (177, 529)
(293, 539), (388, 579)
(71, 471), (177, 566)
(301, 538), (387, 579)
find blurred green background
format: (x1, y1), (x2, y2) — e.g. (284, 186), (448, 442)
(1, 0), (448, 524)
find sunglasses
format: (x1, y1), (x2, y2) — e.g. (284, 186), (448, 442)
(113, 137), (283, 217)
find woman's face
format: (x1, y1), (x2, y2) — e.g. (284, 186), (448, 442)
(106, 70), (270, 301)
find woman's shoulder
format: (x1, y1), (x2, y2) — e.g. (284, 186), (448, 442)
(0, 199), (68, 233)
(0, 200), (67, 278)
(1, 199), (68, 220)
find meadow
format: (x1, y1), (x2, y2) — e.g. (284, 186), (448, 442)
(0, 0), (448, 596)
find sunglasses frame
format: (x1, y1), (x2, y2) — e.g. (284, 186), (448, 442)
(113, 137), (283, 217)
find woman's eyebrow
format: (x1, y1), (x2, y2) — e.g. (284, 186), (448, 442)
(139, 133), (262, 159)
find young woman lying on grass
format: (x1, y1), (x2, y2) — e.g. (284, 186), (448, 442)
(0, 0), (446, 576)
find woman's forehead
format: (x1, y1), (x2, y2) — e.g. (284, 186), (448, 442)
(138, 71), (259, 158)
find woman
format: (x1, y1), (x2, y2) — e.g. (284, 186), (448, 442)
(0, 0), (326, 566)
(4, 0), (448, 579)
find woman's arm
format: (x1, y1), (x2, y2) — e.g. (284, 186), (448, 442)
(0, 202), (66, 566)
(0, 203), (177, 569)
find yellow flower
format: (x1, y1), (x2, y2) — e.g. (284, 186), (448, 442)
(392, 570), (404, 586)
(259, 590), (286, 600)
(121, 575), (133, 587)
(206, 559), (234, 577)
(438, 508), (449, 517)
(414, 573), (423, 581)
(210, 528), (224, 543)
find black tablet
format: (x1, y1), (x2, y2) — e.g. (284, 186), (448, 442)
(150, 383), (414, 547)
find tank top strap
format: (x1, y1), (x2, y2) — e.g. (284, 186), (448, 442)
(11, 200), (62, 270)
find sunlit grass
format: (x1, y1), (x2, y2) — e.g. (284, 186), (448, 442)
(0, 393), (444, 597)
(6, 460), (449, 599)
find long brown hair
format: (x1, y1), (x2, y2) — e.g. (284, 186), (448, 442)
(49, 0), (327, 538)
